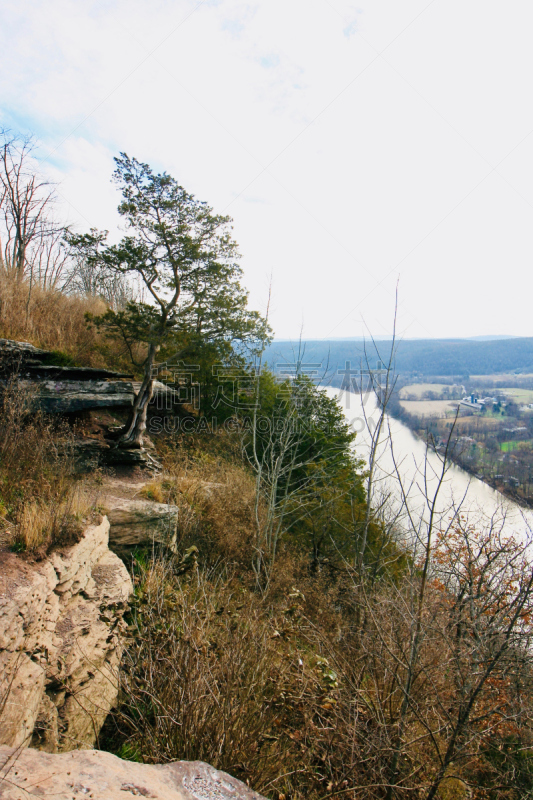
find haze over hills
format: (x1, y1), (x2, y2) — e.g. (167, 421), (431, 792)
(263, 337), (533, 380)
(273, 335), (519, 343)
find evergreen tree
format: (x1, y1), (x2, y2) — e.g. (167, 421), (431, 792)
(69, 154), (270, 446)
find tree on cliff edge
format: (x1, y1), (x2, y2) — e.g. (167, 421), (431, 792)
(69, 154), (270, 447)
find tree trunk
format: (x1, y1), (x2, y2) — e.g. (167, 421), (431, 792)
(117, 343), (158, 449)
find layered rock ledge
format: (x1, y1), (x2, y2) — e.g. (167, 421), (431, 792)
(0, 338), (135, 413)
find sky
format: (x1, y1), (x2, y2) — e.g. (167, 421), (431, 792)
(1, 0), (532, 341)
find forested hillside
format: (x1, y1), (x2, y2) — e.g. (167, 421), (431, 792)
(265, 336), (533, 380)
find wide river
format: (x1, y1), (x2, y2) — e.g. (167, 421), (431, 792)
(327, 387), (533, 538)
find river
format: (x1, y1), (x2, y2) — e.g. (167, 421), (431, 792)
(327, 387), (533, 538)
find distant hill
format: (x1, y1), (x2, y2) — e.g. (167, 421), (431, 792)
(263, 337), (533, 382)
(464, 335), (519, 342)
(273, 335), (518, 343)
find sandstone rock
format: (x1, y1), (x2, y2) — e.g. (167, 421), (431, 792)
(0, 519), (132, 752)
(104, 498), (179, 555)
(0, 747), (267, 799)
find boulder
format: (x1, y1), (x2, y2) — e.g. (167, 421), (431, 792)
(0, 747), (267, 799)
(104, 497), (179, 556)
(0, 518), (132, 752)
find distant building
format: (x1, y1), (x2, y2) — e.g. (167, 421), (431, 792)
(460, 397), (483, 411)
(459, 395), (497, 412)
(502, 426), (528, 438)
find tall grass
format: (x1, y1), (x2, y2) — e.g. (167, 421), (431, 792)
(0, 274), (131, 369)
(140, 443), (261, 569)
(0, 381), (95, 552)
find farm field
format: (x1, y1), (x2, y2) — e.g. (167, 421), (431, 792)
(499, 388), (533, 404)
(394, 375), (533, 507)
(399, 383), (458, 399)
(436, 416), (503, 433)
(399, 400), (457, 418)
(501, 440), (521, 453)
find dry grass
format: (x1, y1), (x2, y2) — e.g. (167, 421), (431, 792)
(12, 481), (95, 551)
(105, 557), (365, 799)
(0, 381), (96, 552)
(143, 442), (261, 569)
(0, 275), (133, 369)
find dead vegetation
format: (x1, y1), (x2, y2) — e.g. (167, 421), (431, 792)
(0, 274), (136, 370)
(0, 275), (102, 361)
(103, 555), (356, 798)
(104, 545), (533, 800)
(0, 381), (96, 552)
(139, 440), (260, 569)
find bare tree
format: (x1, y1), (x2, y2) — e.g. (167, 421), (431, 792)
(0, 132), (63, 286)
(335, 337), (533, 798)
(65, 228), (137, 309)
(31, 229), (71, 291)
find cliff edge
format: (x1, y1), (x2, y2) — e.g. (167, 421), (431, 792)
(0, 517), (132, 752)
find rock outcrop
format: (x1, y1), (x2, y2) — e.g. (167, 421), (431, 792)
(0, 339), (165, 468)
(0, 518), (132, 753)
(0, 339), (175, 416)
(104, 496), (179, 556)
(0, 747), (266, 799)
(0, 338), (135, 414)
(22, 378), (135, 414)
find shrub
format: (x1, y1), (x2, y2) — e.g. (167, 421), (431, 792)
(105, 557), (361, 799)
(145, 440), (260, 569)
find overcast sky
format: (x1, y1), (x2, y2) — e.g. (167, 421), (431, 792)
(1, 0), (532, 340)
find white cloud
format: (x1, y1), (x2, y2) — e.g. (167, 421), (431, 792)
(1, 0), (532, 337)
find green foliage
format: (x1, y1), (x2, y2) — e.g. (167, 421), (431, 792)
(483, 736), (533, 798)
(253, 374), (360, 480)
(39, 349), (78, 367)
(245, 373), (374, 566)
